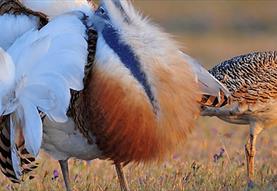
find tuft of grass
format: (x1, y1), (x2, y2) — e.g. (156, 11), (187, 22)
(0, 119), (275, 191)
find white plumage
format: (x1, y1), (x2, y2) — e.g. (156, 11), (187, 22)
(0, 12), (89, 178)
(21, 0), (91, 18)
(182, 53), (230, 97)
(0, 14), (39, 50)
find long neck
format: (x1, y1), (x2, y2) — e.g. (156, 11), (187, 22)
(101, 25), (157, 112)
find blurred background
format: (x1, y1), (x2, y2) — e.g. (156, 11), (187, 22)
(134, 0), (277, 67)
(3, 1), (276, 190)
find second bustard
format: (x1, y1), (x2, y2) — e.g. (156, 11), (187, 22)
(201, 51), (277, 188)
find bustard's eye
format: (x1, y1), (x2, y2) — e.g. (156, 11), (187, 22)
(99, 7), (106, 15)
(95, 6), (109, 20)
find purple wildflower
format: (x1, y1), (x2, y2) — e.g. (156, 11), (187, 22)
(52, 169), (59, 180)
(213, 148), (225, 162)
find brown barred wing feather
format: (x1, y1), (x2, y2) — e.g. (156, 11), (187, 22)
(0, 117), (38, 183)
(209, 51), (277, 110)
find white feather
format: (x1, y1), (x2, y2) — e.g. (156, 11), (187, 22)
(36, 13), (89, 90)
(20, 84), (55, 110)
(0, 12), (88, 156)
(0, 14), (39, 50)
(19, 97), (42, 156)
(21, 0), (91, 18)
(182, 53), (230, 97)
(0, 48), (15, 115)
(0, 48), (15, 86)
(32, 73), (70, 122)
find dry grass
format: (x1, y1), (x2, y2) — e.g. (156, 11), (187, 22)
(1, 1), (276, 190)
(1, 119), (276, 191)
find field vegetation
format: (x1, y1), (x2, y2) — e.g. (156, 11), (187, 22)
(0, 1), (276, 190)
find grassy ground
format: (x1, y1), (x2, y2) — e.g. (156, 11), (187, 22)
(1, 1), (276, 190)
(2, 121), (276, 191)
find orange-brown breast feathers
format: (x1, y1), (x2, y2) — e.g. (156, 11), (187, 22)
(87, 54), (199, 164)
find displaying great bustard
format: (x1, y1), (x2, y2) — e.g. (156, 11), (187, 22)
(0, 0), (92, 186)
(0, 1), (89, 187)
(201, 51), (277, 188)
(0, 0), (229, 190)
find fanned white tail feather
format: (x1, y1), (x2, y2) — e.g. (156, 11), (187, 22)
(182, 52), (230, 97)
(0, 14), (39, 50)
(0, 12), (88, 162)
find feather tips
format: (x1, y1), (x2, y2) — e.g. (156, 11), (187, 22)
(0, 48), (15, 87)
(0, 14), (39, 50)
(21, 0), (90, 18)
(18, 99), (42, 156)
(182, 53), (230, 97)
(0, 48), (15, 115)
(0, 13), (88, 157)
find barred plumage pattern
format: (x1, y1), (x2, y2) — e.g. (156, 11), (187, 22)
(200, 90), (228, 108)
(0, 117), (38, 183)
(203, 51), (277, 186)
(0, 0), (47, 183)
(67, 27), (98, 145)
(201, 51), (277, 110)
(209, 51), (277, 107)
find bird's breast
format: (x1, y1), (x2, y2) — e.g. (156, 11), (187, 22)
(42, 117), (102, 161)
(85, 61), (159, 162)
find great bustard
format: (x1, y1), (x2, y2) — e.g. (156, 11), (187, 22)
(0, 8), (89, 188)
(0, 0), (92, 186)
(201, 51), (277, 188)
(0, 0), (230, 191)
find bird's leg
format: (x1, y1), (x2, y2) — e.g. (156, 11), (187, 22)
(59, 160), (72, 191)
(201, 104), (241, 117)
(115, 163), (130, 191)
(245, 122), (263, 189)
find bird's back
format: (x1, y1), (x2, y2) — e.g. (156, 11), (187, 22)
(209, 51), (277, 125)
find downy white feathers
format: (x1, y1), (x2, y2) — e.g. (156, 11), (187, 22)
(21, 0), (92, 18)
(0, 14), (39, 50)
(0, 12), (88, 160)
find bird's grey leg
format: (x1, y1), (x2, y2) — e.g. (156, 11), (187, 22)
(245, 122), (263, 189)
(201, 104), (241, 117)
(59, 160), (72, 191)
(115, 163), (130, 191)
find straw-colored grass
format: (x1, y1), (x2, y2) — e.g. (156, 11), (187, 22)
(1, 1), (276, 190)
